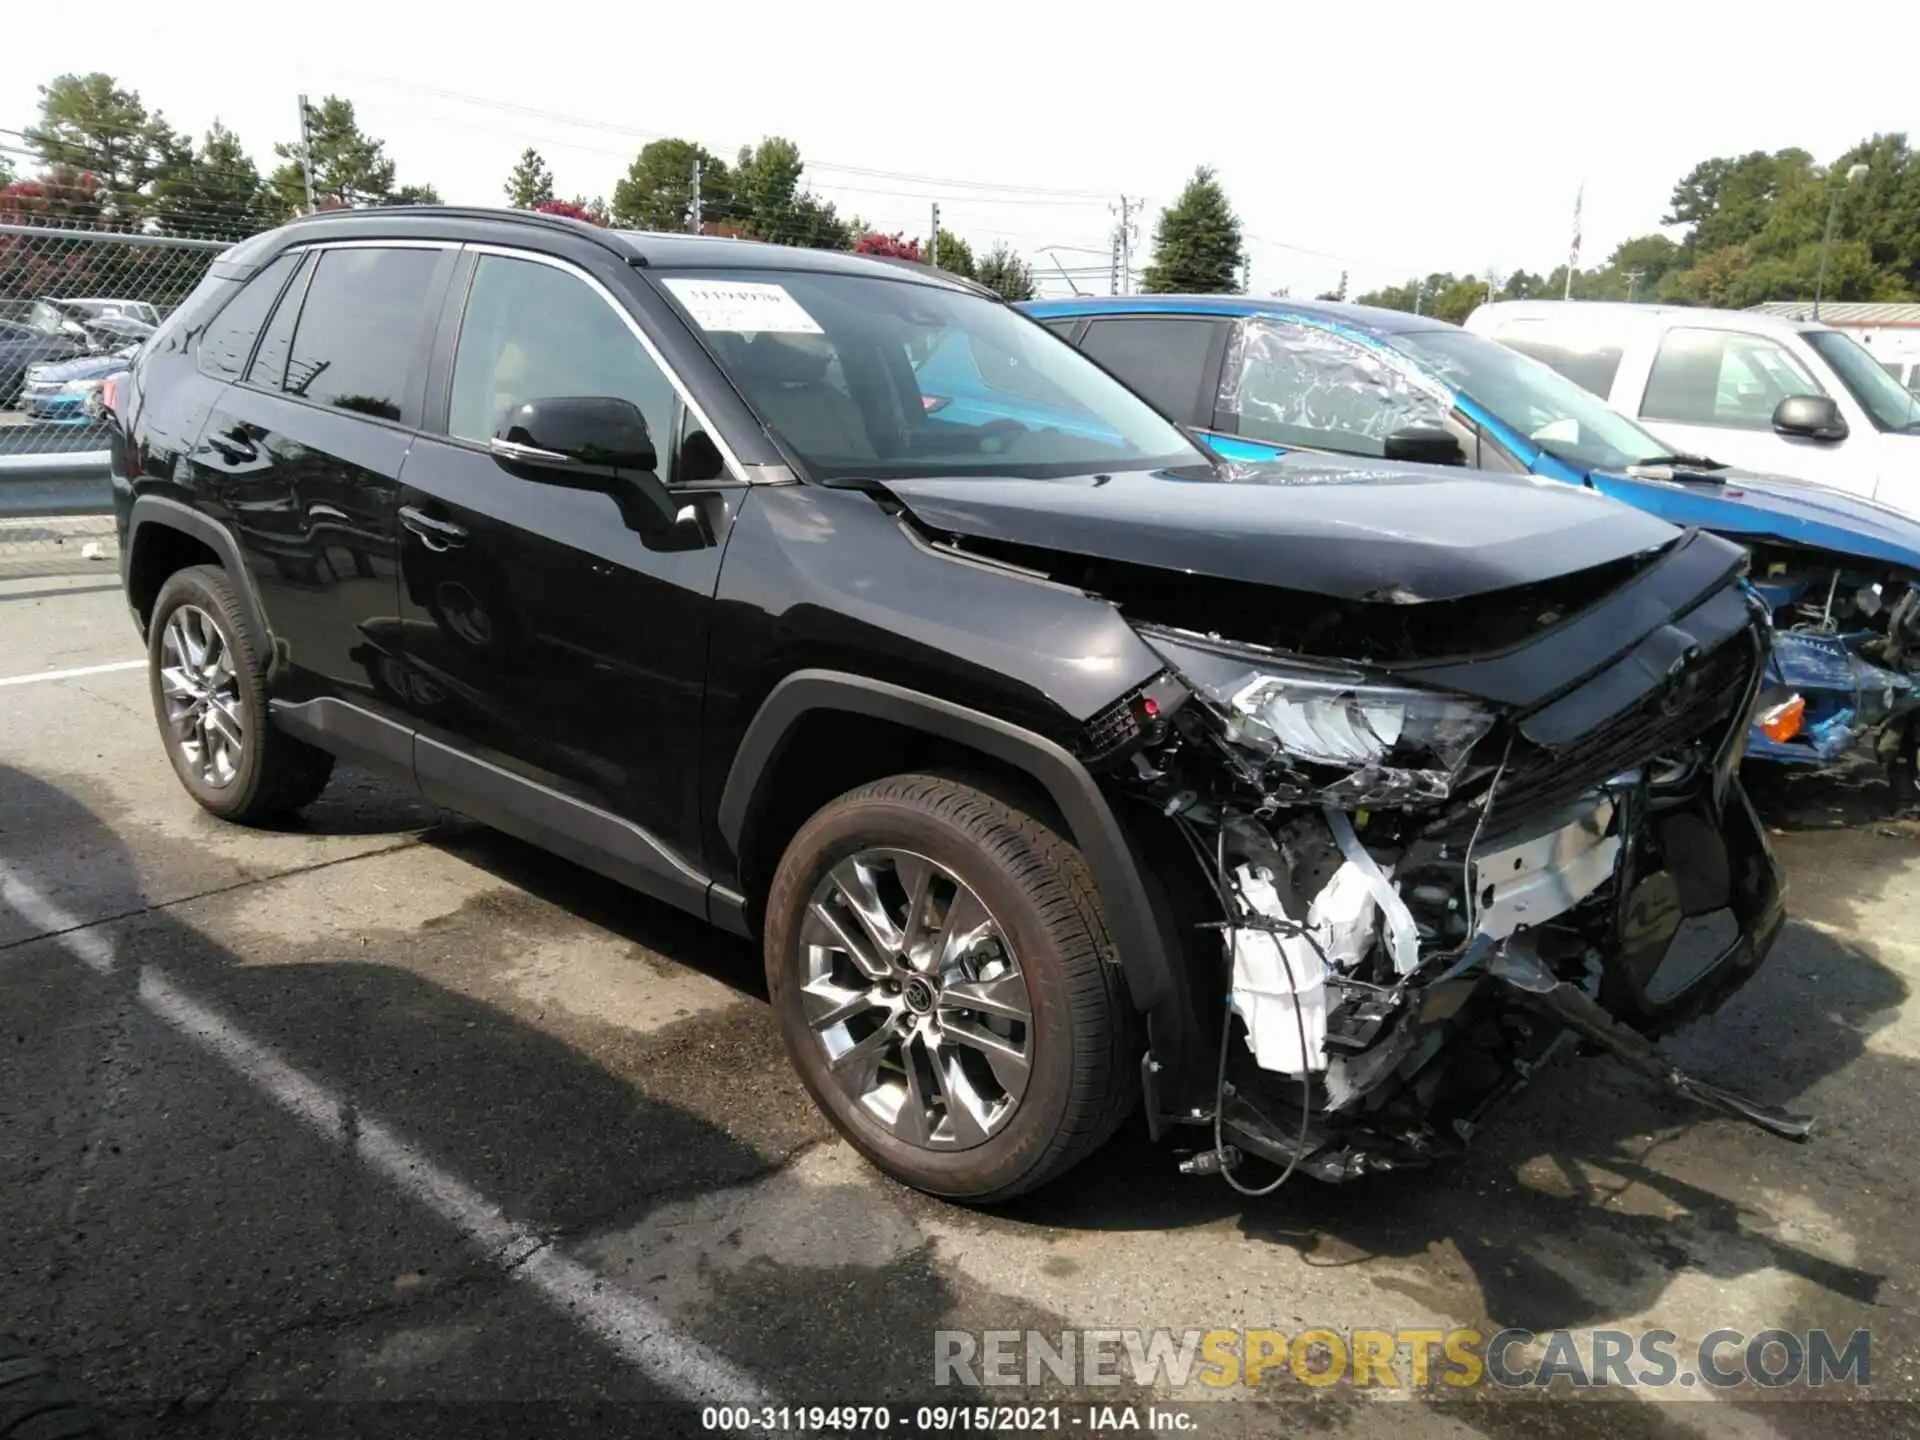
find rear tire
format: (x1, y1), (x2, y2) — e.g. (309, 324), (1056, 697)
(148, 564), (334, 823)
(765, 773), (1138, 1202)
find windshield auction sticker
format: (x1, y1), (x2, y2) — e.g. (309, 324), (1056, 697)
(661, 279), (823, 334)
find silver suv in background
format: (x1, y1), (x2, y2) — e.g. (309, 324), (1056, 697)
(1465, 301), (1920, 515)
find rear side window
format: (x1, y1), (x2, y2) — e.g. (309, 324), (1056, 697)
(1641, 326), (1822, 429)
(281, 247), (445, 423)
(1491, 322), (1625, 399)
(1079, 317), (1225, 424)
(197, 253), (300, 381)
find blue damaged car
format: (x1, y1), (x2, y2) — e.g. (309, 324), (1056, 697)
(1011, 296), (1920, 796)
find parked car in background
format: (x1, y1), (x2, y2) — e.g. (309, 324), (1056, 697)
(1020, 296), (1920, 794)
(79, 314), (157, 353)
(29, 297), (162, 343)
(19, 346), (138, 422)
(106, 207), (1801, 1200)
(1462, 302), (1920, 511)
(1, 317), (86, 409)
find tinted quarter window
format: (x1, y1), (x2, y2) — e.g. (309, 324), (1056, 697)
(448, 255), (679, 468)
(1079, 317), (1222, 423)
(1641, 326), (1822, 428)
(1229, 318), (1447, 456)
(197, 252), (299, 381)
(280, 247), (444, 423)
(245, 253), (310, 391)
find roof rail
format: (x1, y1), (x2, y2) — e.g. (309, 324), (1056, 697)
(291, 203), (595, 237)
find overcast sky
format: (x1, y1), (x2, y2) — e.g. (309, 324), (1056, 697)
(2, 1), (1910, 297)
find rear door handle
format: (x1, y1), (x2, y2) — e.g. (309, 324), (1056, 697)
(399, 504), (468, 552)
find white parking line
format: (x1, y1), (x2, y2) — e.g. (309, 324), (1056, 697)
(0, 863), (773, 1409)
(0, 659), (145, 689)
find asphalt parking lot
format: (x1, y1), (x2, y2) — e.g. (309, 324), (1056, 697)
(5, 560), (1920, 1439)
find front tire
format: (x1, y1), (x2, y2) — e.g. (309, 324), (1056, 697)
(148, 564), (334, 823)
(765, 774), (1137, 1202)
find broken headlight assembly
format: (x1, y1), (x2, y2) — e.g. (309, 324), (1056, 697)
(1142, 630), (1496, 805)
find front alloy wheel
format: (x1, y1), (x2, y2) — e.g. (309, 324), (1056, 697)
(765, 773), (1139, 1202)
(802, 849), (1033, 1150)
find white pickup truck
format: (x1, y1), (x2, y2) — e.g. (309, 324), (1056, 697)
(1465, 301), (1920, 514)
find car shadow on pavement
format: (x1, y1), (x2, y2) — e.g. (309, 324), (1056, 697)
(0, 764), (1113, 1433)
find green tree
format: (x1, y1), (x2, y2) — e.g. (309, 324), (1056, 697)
(728, 137), (850, 248)
(613, 138), (728, 231)
(1141, 167), (1244, 293)
(149, 121), (266, 238)
(503, 148), (554, 208)
(974, 242), (1036, 301)
(928, 229), (975, 278)
(264, 96), (430, 217)
(23, 72), (180, 227)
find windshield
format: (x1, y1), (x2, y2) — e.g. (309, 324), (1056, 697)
(1803, 329), (1920, 432)
(1389, 326), (1679, 472)
(654, 268), (1204, 480)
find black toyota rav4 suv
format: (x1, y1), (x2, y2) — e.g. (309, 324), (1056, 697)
(109, 207), (1800, 1203)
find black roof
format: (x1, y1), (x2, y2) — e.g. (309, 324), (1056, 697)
(235, 206), (984, 293)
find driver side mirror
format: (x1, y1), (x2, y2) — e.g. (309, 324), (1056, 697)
(1772, 394), (1848, 442)
(1382, 424), (1467, 467)
(490, 396), (681, 536)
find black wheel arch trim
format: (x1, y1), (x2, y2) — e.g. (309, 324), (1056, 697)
(717, 669), (1204, 1102)
(125, 495), (275, 660)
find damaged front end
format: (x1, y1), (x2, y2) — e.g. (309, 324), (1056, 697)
(1087, 531), (1802, 1186)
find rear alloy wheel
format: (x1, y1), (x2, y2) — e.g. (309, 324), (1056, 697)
(159, 603), (246, 790)
(766, 774), (1138, 1202)
(148, 565), (334, 823)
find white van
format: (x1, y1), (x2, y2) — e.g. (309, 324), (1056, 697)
(1464, 301), (1920, 512)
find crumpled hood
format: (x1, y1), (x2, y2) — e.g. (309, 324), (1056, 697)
(1589, 464), (1920, 572)
(882, 454), (1679, 603)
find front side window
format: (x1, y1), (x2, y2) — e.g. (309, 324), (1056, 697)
(1641, 327), (1822, 429)
(198, 252), (300, 381)
(1228, 318), (1449, 455)
(1803, 329), (1920, 432)
(654, 269), (1202, 480)
(281, 247), (444, 422)
(448, 255), (680, 465)
(1389, 326), (1671, 473)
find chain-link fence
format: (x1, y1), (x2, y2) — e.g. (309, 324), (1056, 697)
(1, 223), (228, 524)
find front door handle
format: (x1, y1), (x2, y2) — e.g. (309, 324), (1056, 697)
(399, 504), (468, 552)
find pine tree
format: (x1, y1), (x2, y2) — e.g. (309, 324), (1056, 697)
(504, 148), (554, 208)
(1141, 167), (1245, 294)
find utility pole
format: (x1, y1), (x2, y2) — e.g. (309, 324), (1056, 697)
(1413, 279), (1423, 316)
(1108, 196), (1138, 295)
(689, 158), (702, 234)
(296, 94), (317, 214)
(1624, 269), (1645, 302)
(930, 203), (940, 268)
